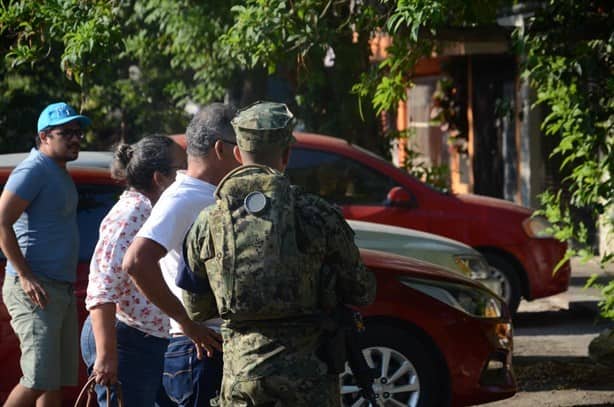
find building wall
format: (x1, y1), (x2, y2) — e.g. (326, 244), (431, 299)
(393, 40), (560, 213)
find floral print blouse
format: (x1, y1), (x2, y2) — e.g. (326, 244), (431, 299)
(86, 190), (170, 338)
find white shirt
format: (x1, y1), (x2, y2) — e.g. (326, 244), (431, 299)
(136, 172), (221, 334)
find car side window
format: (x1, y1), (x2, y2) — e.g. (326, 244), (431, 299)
(287, 148), (397, 205)
(77, 185), (123, 262)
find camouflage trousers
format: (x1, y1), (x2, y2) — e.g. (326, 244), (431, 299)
(218, 373), (340, 407)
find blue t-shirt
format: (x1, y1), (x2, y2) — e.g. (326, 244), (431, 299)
(5, 149), (79, 282)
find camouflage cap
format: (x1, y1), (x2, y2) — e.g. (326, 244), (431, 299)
(231, 101), (296, 152)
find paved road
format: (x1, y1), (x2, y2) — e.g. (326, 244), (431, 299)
(477, 258), (614, 406)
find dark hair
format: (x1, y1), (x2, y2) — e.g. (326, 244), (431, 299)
(186, 103), (236, 156)
(110, 135), (175, 192)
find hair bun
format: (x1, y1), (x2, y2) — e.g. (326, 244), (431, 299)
(110, 143), (134, 180)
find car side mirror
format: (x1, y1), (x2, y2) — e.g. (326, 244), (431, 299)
(385, 186), (416, 208)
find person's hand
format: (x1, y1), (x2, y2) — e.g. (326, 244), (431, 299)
(19, 272), (48, 309)
(92, 353), (118, 386)
(180, 320), (223, 359)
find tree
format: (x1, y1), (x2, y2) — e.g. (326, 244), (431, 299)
(0, 0), (239, 152)
(222, 0), (508, 153)
(518, 1), (614, 317)
(1, 0), (507, 156)
(0, 0), (382, 153)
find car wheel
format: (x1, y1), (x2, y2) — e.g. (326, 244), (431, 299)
(340, 324), (445, 407)
(483, 253), (522, 314)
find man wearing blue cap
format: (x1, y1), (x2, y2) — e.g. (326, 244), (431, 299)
(0, 102), (91, 406)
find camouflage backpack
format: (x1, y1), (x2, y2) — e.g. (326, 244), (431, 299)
(197, 164), (323, 321)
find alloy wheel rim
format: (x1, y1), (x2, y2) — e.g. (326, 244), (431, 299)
(489, 266), (512, 305)
(340, 346), (420, 407)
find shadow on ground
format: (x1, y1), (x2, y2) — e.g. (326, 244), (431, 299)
(570, 275), (614, 287)
(514, 355), (614, 392)
(513, 308), (612, 336)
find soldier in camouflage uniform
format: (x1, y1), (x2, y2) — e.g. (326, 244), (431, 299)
(181, 101), (376, 406)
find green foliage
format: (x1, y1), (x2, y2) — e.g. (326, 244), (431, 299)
(222, 0), (510, 154)
(401, 147), (450, 192)
(0, 0), (240, 152)
(586, 269), (614, 321)
(520, 1), (614, 317)
(222, 0), (386, 151)
(394, 129), (450, 191)
(431, 75), (467, 142)
(0, 0), (510, 155)
(0, 1), (122, 150)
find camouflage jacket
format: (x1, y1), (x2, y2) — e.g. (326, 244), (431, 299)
(182, 165), (376, 379)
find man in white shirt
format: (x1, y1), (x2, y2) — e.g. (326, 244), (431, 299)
(123, 103), (239, 406)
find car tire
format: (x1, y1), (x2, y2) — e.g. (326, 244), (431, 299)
(483, 253), (522, 314)
(340, 324), (446, 407)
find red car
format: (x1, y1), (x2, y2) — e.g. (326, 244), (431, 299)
(0, 152), (516, 406)
(286, 132), (571, 313)
(355, 250), (515, 406)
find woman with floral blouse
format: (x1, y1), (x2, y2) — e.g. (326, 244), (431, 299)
(80, 135), (186, 406)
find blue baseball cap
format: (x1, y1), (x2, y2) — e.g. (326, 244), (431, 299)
(37, 102), (92, 133)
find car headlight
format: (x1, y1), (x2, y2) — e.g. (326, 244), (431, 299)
(398, 277), (504, 318)
(454, 255), (490, 280)
(522, 215), (554, 238)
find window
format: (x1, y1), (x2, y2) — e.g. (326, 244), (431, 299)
(77, 185), (123, 261)
(287, 148), (397, 205)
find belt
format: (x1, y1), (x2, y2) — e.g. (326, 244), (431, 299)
(171, 333), (186, 338)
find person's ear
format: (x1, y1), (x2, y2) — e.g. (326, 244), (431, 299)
(38, 131), (49, 145)
(152, 170), (165, 189)
(233, 146), (243, 164)
(213, 139), (225, 160)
